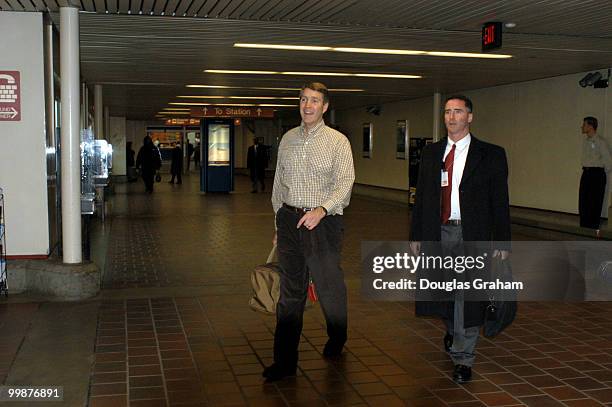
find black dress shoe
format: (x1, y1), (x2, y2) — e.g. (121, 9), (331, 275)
(323, 341), (344, 358)
(262, 364), (296, 382)
(444, 333), (453, 352)
(453, 364), (472, 383)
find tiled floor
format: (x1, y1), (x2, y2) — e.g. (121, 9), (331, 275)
(2, 171), (612, 406)
(0, 302), (39, 383)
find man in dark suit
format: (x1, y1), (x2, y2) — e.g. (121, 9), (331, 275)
(410, 95), (511, 383)
(247, 137), (268, 193)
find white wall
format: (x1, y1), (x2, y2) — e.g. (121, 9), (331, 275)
(109, 116), (126, 175)
(337, 96), (433, 190)
(126, 120), (147, 150)
(465, 72), (612, 214)
(337, 72), (612, 214)
(0, 12), (49, 256)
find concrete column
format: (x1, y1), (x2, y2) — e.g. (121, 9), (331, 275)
(94, 84), (103, 139)
(60, 6), (82, 264)
(433, 92), (442, 142)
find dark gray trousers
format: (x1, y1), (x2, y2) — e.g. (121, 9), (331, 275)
(441, 224), (480, 367)
(273, 206), (347, 368)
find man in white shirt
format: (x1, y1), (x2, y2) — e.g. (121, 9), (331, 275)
(410, 95), (511, 383)
(579, 116), (612, 232)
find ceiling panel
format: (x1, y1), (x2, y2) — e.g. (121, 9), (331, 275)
(4, 1), (611, 119)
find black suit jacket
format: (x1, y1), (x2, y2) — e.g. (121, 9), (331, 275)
(247, 145), (268, 171)
(409, 135), (511, 327)
(410, 135), (511, 245)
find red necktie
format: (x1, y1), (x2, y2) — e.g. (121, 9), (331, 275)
(441, 144), (456, 224)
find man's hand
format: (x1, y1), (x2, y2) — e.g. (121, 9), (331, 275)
(297, 207), (326, 230)
(272, 232), (277, 246)
(493, 249), (510, 260)
(409, 241), (421, 256)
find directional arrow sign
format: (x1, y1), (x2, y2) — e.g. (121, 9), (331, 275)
(190, 106), (274, 119)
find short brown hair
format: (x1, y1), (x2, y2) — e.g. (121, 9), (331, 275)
(300, 82), (329, 104)
(445, 95), (473, 113)
(583, 116), (598, 130)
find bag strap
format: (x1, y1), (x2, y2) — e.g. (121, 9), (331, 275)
(266, 245), (277, 264)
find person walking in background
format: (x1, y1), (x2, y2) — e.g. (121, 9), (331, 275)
(194, 141), (200, 168)
(136, 135), (162, 193)
(579, 116), (612, 233)
(247, 137), (268, 193)
(410, 95), (511, 383)
(186, 140), (194, 170)
(126, 141), (136, 182)
(169, 142), (183, 184)
(265, 82), (355, 382)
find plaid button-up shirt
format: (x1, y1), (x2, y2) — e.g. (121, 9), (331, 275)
(271, 120), (355, 216)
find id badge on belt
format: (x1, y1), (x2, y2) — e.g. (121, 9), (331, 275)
(441, 170), (449, 187)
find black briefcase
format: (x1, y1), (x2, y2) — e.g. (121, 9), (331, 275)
(483, 257), (517, 338)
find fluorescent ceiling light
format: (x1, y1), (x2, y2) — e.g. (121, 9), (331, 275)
(235, 43), (331, 51)
(425, 51), (510, 59)
(355, 73), (421, 79)
(251, 87), (300, 91)
(281, 71), (352, 76)
(186, 85), (234, 89)
(170, 102), (297, 107)
(205, 69), (277, 74)
(204, 69), (421, 79)
(232, 43), (512, 59)
(186, 85), (364, 92)
(176, 96), (299, 100)
(259, 104), (300, 107)
(334, 47), (425, 55)
(162, 108), (191, 111)
(157, 111), (189, 115)
(229, 96), (298, 100)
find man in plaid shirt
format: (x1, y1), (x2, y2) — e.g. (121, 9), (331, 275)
(264, 82), (355, 382)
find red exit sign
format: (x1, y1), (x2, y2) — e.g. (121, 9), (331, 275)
(482, 22), (502, 51)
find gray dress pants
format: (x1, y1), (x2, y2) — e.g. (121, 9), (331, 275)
(441, 224), (480, 367)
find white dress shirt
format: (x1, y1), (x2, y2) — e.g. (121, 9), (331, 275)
(443, 134), (471, 220)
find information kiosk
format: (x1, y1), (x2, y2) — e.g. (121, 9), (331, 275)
(200, 118), (234, 192)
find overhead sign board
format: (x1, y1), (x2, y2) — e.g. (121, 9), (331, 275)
(482, 22), (502, 51)
(191, 106), (274, 118)
(0, 71), (21, 121)
(164, 118), (201, 125)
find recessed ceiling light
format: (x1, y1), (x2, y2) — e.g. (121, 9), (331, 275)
(334, 47), (425, 55)
(504, 22), (516, 28)
(235, 43), (332, 51)
(169, 102), (297, 107)
(281, 71), (352, 76)
(186, 85), (364, 92)
(176, 95), (299, 100)
(426, 51), (510, 59)
(355, 73), (421, 79)
(204, 69), (421, 79)
(186, 85), (234, 89)
(233, 43), (512, 59)
(205, 69), (278, 75)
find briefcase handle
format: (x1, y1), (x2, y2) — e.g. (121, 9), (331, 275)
(266, 245), (277, 264)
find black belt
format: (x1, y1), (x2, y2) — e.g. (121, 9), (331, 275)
(583, 167), (605, 171)
(443, 219), (462, 226)
(283, 203), (314, 215)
